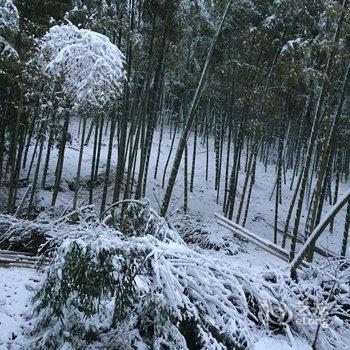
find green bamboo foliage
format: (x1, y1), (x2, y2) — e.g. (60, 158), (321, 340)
(289, 0), (348, 262)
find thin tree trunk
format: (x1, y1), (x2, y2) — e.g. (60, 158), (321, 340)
(22, 116), (36, 170)
(242, 141), (259, 227)
(41, 128), (53, 188)
(7, 91), (23, 213)
(274, 118), (285, 244)
(26, 137), (39, 181)
(94, 115), (105, 180)
(123, 109), (143, 203)
(162, 123), (177, 189)
(160, 0), (233, 217)
(89, 118), (99, 204)
(73, 116), (87, 210)
(0, 113), (5, 187)
(27, 119), (47, 216)
(100, 112), (117, 215)
(154, 110), (164, 180)
(190, 117), (198, 193)
(51, 113), (69, 207)
(12, 126), (26, 209)
(184, 142), (188, 213)
(237, 134), (256, 224)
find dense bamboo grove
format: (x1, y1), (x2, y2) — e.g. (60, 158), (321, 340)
(0, 0), (349, 263)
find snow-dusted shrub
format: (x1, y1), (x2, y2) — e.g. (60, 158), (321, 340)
(283, 261), (350, 349)
(0, 200), (178, 255)
(0, 206), (98, 254)
(224, 264), (350, 350)
(172, 213), (242, 255)
(32, 23), (125, 114)
(113, 200), (185, 244)
(28, 204), (253, 349)
(0, 214), (48, 253)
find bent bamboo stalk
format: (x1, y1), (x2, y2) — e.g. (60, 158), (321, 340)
(215, 213), (308, 268)
(290, 188), (350, 274)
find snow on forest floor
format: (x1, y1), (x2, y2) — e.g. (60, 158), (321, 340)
(254, 337), (311, 350)
(18, 116), (348, 261)
(0, 117), (348, 349)
(0, 268), (39, 349)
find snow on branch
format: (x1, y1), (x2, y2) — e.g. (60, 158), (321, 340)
(0, 0), (19, 62)
(34, 23), (126, 113)
(28, 206), (253, 349)
(0, 0), (18, 33)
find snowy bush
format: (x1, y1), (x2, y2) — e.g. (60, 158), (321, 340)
(282, 261), (350, 349)
(33, 23), (125, 113)
(29, 234), (255, 349)
(28, 203), (255, 349)
(105, 200), (185, 244)
(252, 260), (350, 350)
(0, 206), (99, 254)
(172, 213), (242, 255)
(0, 213), (48, 253)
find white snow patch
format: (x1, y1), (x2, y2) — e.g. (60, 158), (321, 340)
(254, 336), (312, 350)
(0, 268), (39, 348)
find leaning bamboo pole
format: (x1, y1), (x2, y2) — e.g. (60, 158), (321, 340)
(215, 213), (308, 268)
(290, 188), (350, 275)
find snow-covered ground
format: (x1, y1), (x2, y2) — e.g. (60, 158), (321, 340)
(20, 117), (348, 261)
(0, 117), (348, 349)
(0, 268), (39, 349)
(254, 336), (311, 350)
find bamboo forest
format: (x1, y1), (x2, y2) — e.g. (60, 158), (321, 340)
(0, 0), (349, 349)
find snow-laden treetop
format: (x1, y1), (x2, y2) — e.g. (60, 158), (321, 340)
(0, 0), (19, 62)
(0, 0), (18, 33)
(35, 23), (126, 113)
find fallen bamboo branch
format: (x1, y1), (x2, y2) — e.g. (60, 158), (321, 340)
(254, 215), (338, 259)
(54, 204), (95, 224)
(15, 185), (32, 217)
(215, 213), (308, 268)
